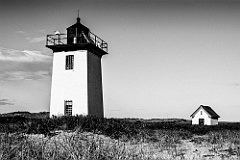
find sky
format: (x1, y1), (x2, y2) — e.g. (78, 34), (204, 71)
(0, 0), (240, 121)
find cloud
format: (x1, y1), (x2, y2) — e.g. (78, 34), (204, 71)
(0, 47), (52, 81)
(15, 30), (46, 43)
(0, 99), (14, 106)
(0, 47), (52, 62)
(15, 30), (31, 36)
(36, 29), (46, 33)
(15, 31), (25, 34)
(28, 36), (46, 43)
(231, 83), (240, 87)
(0, 71), (51, 81)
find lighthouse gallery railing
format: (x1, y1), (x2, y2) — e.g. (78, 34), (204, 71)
(46, 32), (108, 52)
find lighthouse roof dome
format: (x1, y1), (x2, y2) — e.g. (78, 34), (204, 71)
(66, 17), (90, 34)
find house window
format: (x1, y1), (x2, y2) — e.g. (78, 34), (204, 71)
(64, 100), (73, 116)
(200, 111), (202, 115)
(66, 55), (74, 70)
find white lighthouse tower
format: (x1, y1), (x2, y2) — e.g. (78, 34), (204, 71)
(46, 15), (108, 117)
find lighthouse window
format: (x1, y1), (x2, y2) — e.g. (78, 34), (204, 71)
(66, 55), (74, 70)
(64, 100), (73, 116)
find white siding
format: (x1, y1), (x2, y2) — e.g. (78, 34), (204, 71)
(50, 50), (88, 117)
(211, 119), (218, 125)
(192, 108), (212, 125)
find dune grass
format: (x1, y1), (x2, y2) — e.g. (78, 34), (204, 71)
(1, 115), (240, 159)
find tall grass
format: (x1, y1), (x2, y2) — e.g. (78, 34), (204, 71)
(0, 130), (177, 159)
(1, 115), (240, 159)
(1, 115), (240, 137)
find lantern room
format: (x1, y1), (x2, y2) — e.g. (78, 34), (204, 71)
(46, 16), (108, 57)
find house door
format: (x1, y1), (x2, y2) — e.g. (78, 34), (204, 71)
(199, 118), (204, 125)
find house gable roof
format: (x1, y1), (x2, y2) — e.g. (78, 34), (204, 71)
(190, 105), (220, 119)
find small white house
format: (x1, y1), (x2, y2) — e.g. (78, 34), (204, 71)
(190, 105), (220, 125)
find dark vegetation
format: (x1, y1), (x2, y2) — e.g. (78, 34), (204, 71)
(1, 112), (240, 159)
(1, 112), (240, 140)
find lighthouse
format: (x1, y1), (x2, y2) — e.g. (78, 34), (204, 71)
(46, 15), (108, 117)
